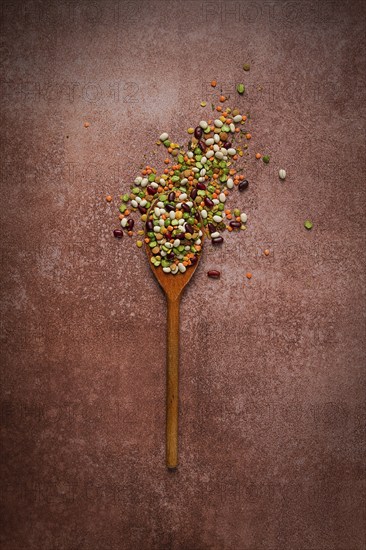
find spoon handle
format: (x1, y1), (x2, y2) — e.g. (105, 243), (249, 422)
(166, 295), (180, 469)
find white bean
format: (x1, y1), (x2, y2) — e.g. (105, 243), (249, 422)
(200, 168), (206, 176)
(227, 148), (236, 156)
(199, 120), (208, 129)
(213, 215), (223, 223)
(169, 211), (176, 219)
(206, 150), (214, 158)
(213, 144), (220, 152)
(212, 199), (219, 205)
(121, 218), (127, 228)
(211, 231), (220, 239)
(233, 115), (242, 122)
(214, 119), (223, 127)
(240, 213), (248, 223)
(141, 178), (148, 187)
(279, 169), (286, 180)
(201, 157), (207, 164)
(154, 207), (160, 216)
(180, 193), (187, 200)
(154, 226), (161, 233)
(201, 209), (207, 219)
(180, 178), (188, 185)
(131, 200), (138, 208)
(219, 193), (226, 203)
(227, 178), (234, 189)
(215, 151), (223, 159)
(134, 176), (142, 184)
(205, 138), (214, 146)
(214, 134), (220, 143)
(174, 239), (180, 247)
(160, 132), (169, 141)
(187, 151), (194, 158)
(163, 267), (171, 273)
(178, 263), (186, 273)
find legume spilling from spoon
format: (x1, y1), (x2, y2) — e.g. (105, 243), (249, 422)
(113, 97), (256, 274)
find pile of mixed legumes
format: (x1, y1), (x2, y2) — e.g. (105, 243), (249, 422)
(111, 85), (259, 276)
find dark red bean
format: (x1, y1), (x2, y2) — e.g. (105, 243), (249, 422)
(113, 229), (123, 239)
(195, 212), (200, 221)
(207, 223), (216, 233)
(138, 205), (147, 214)
(165, 204), (175, 212)
(238, 179), (249, 191)
(204, 197), (214, 208)
(147, 185), (156, 195)
(198, 141), (207, 152)
(190, 188), (198, 200)
(207, 270), (220, 279)
(212, 236), (224, 245)
(165, 231), (172, 240)
(185, 223), (194, 234)
(146, 220), (153, 232)
(197, 182), (206, 190)
(223, 142), (232, 149)
(230, 221), (241, 229)
(190, 256), (198, 265)
(182, 203), (191, 213)
(194, 126), (203, 139)
(175, 232), (185, 240)
(127, 219), (134, 230)
(167, 252), (175, 260)
(168, 192), (175, 202)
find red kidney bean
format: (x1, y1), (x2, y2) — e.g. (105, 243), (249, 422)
(195, 212), (200, 221)
(185, 223), (194, 234)
(238, 179), (249, 191)
(229, 221), (241, 229)
(198, 141), (207, 152)
(212, 236), (224, 245)
(190, 256), (198, 265)
(207, 223), (216, 233)
(197, 182), (206, 190)
(194, 126), (203, 139)
(168, 192), (175, 202)
(146, 220), (153, 231)
(165, 231), (172, 240)
(113, 229), (123, 238)
(207, 270), (220, 278)
(182, 203), (191, 213)
(175, 232), (185, 239)
(204, 197), (214, 208)
(147, 185), (156, 195)
(190, 188), (198, 199)
(138, 205), (147, 214)
(167, 252), (175, 260)
(223, 142), (232, 149)
(127, 219), (134, 230)
(165, 204), (175, 212)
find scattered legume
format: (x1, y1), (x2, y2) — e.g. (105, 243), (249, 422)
(208, 270), (221, 279)
(279, 169), (286, 180)
(304, 220), (313, 230)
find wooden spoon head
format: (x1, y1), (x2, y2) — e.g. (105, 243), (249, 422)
(145, 200), (204, 301)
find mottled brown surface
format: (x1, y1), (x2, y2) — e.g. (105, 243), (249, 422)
(1, 1), (365, 549)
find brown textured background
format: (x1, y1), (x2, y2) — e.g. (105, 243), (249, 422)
(1, 1), (365, 549)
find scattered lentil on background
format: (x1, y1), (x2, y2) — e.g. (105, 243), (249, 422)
(304, 220), (313, 230)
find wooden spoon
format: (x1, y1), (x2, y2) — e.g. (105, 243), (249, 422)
(145, 202), (204, 469)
